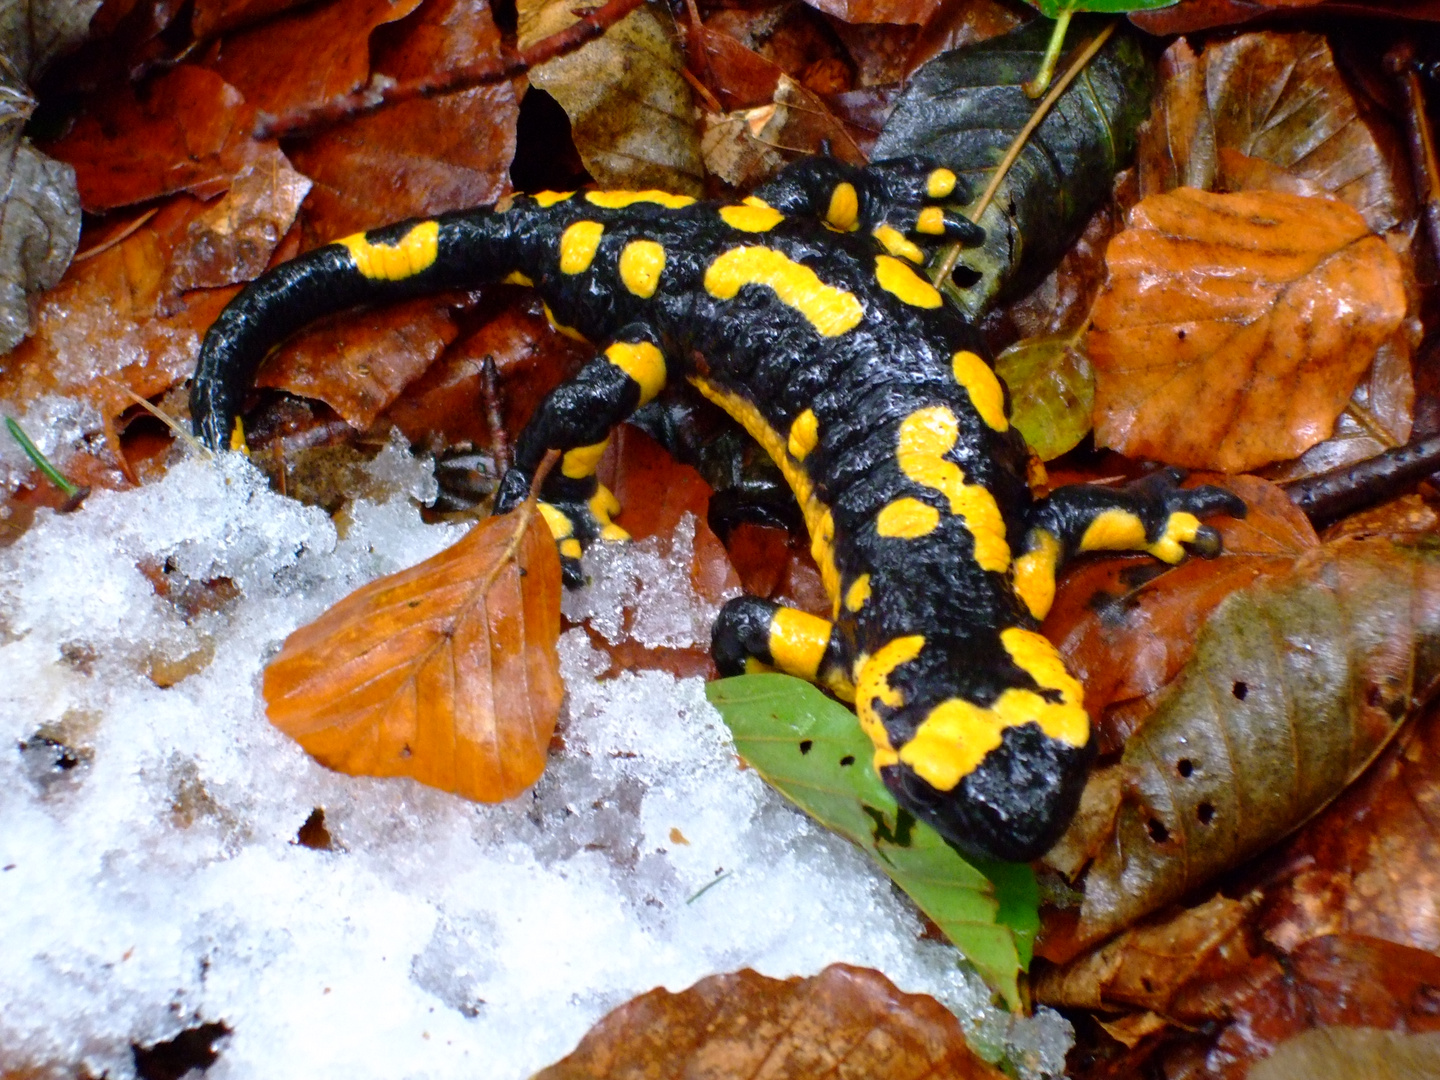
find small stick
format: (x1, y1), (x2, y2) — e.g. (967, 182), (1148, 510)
(1283, 434), (1440, 529)
(73, 208), (159, 263)
(480, 449), (561, 596)
(5, 416), (89, 510)
(480, 355), (511, 474)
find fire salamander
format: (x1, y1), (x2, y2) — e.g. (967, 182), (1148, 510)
(191, 155), (1243, 863)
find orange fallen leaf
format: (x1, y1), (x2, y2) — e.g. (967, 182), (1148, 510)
(263, 464), (563, 802)
(1089, 188), (1407, 473)
(532, 964), (1007, 1080)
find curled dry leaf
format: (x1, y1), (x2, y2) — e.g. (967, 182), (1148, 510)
(1137, 32), (1412, 234)
(1089, 188), (1407, 473)
(1035, 893), (1257, 1018)
(263, 492), (564, 803)
(1065, 538), (1440, 948)
(532, 964), (1007, 1080)
(519, 0), (703, 195)
(255, 297), (459, 429)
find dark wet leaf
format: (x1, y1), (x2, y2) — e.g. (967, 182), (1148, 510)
(873, 17), (1154, 318)
(708, 673), (1038, 1008)
(1067, 538), (1440, 948)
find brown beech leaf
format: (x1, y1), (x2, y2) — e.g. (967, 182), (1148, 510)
(1035, 893), (1257, 1017)
(288, 81), (519, 245)
(1204, 936), (1440, 1080)
(690, 24), (784, 111)
(800, 0), (943, 27)
(1089, 188), (1407, 473)
(1261, 702), (1440, 958)
(1044, 475), (1316, 754)
(1249, 1027), (1440, 1080)
(372, 0), (503, 81)
(264, 493), (564, 802)
(44, 65), (258, 212)
(1067, 538), (1440, 949)
(531, 964), (1006, 1080)
(167, 145), (311, 291)
(519, 0), (704, 195)
(206, 0), (425, 120)
(191, 0), (311, 37)
(1137, 33), (1413, 234)
(255, 297), (459, 429)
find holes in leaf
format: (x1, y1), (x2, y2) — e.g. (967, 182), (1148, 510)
(798, 739), (813, 755)
(1197, 802), (1215, 826)
(294, 807), (333, 850)
(949, 263), (982, 289)
(1232, 681), (1248, 701)
(1146, 817), (1170, 844)
(839, 755), (855, 767)
(1176, 758), (1194, 778)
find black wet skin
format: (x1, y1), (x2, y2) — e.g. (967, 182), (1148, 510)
(191, 158), (1243, 864)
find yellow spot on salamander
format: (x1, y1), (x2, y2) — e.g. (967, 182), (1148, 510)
(915, 207), (946, 235)
(926, 168), (957, 199)
(1079, 508), (1148, 553)
(826, 183), (859, 232)
(873, 225), (924, 265)
(585, 190), (697, 209)
(589, 485), (630, 542)
(543, 302), (589, 343)
(875, 255), (942, 308)
(856, 636), (924, 769)
(539, 502), (574, 540)
(559, 538), (583, 560)
(229, 416), (250, 456)
(604, 340), (666, 406)
(898, 627), (1087, 791)
(768, 608), (832, 681)
(559, 220), (604, 274)
(876, 498), (939, 539)
(844, 573), (871, 612)
(337, 220), (440, 282)
(561, 439), (608, 480)
(1012, 529), (1060, 621)
(1148, 511), (1202, 564)
(896, 406), (1010, 572)
(951, 350), (1008, 432)
(704, 247), (864, 338)
(618, 239), (666, 298)
(745, 657), (775, 674)
(688, 376), (842, 612)
(533, 191), (574, 207)
(743, 195), (774, 209)
(719, 203), (785, 232)
(787, 408), (818, 461)
(503, 270), (534, 286)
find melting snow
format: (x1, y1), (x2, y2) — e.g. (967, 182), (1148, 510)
(0, 439), (1071, 1078)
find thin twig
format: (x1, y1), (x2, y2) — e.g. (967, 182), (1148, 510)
(73, 208), (159, 263)
(931, 20), (1118, 289)
(5, 416), (87, 509)
(480, 355), (511, 474)
(105, 378), (211, 459)
(686, 870), (732, 904)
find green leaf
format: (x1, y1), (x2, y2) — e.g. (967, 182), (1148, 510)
(707, 673), (1038, 1010)
(1031, 0), (1177, 15)
(994, 333), (1094, 461)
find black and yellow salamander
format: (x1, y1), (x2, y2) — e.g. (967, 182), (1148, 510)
(190, 155), (1244, 863)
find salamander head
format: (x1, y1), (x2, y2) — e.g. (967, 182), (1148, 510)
(854, 629), (1093, 863)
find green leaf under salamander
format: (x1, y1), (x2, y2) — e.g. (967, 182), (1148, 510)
(707, 672), (1039, 1011)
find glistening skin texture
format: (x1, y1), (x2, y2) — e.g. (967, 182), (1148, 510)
(191, 156), (1243, 863)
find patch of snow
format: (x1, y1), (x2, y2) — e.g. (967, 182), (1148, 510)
(0, 448), (1070, 1079)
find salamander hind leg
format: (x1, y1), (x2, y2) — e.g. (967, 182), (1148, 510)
(494, 325), (668, 587)
(712, 596), (854, 701)
(1014, 467), (1247, 621)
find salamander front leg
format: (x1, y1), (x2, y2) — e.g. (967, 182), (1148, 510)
(493, 325), (668, 586)
(712, 596), (854, 700)
(1014, 468), (1247, 621)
